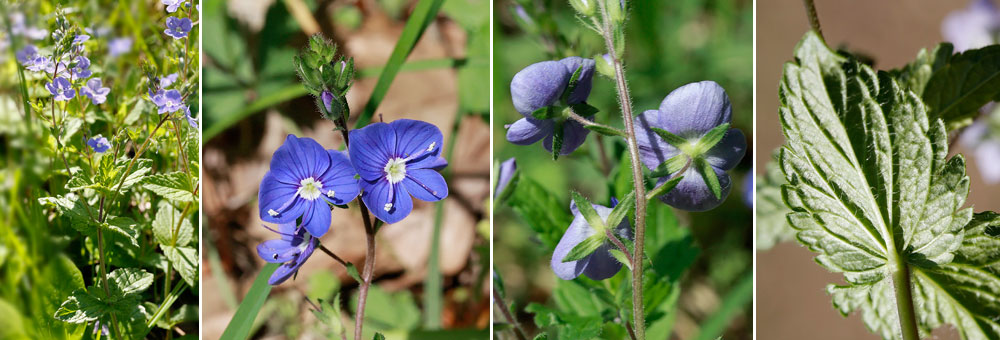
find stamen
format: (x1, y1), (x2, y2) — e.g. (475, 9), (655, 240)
(268, 209), (279, 217)
(427, 142), (436, 152)
(383, 203), (393, 212)
(326, 190), (336, 198)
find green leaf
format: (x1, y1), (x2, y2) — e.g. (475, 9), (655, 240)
(143, 172), (195, 202)
(650, 127), (689, 149)
(104, 216), (140, 248)
(350, 285), (420, 331)
(345, 262), (362, 283)
(163, 246), (199, 287)
(108, 158), (152, 193)
(152, 202), (193, 247)
(889, 43), (952, 96)
(504, 174), (572, 249)
(354, 0), (445, 128)
(562, 233), (605, 263)
(571, 192), (605, 231)
(922, 45), (1000, 130)
(374, 333), (385, 340)
(54, 288), (113, 324)
(220, 263), (278, 340)
(35, 255), (86, 339)
(695, 158), (721, 199)
(693, 123), (730, 154)
(105, 268), (154, 297)
(0, 299), (27, 340)
(754, 152), (795, 250)
(606, 191), (634, 228)
(780, 31), (987, 339)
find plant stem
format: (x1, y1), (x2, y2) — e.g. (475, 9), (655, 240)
(96, 229), (124, 340)
(605, 228), (633, 265)
(890, 252), (919, 340)
(317, 243), (349, 267)
(492, 289), (528, 340)
(802, 0), (823, 39)
(596, 2), (647, 337)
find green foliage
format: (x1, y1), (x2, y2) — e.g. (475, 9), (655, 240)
(779, 30), (1000, 340)
(753, 152), (793, 250)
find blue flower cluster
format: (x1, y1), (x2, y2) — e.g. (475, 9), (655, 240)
(256, 119), (449, 284)
(506, 57), (596, 155)
(17, 31), (111, 105)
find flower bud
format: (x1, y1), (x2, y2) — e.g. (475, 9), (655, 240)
(607, 0), (625, 25)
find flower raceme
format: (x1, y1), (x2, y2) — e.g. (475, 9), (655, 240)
(506, 57), (596, 156)
(349, 119), (449, 224)
(551, 198), (633, 281)
(258, 135), (360, 238)
(256, 223), (318, 285)
(635, 81), (746, 211)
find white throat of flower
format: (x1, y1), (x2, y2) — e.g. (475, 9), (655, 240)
(297, 177), (324, 200)
(384, 158), (407, 184)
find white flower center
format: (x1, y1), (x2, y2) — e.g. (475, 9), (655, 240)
(384, 158), (407, 184)
(297, 177), (324, 200)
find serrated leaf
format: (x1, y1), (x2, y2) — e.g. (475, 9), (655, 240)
(889, 43), (952, 96)
(152, 202), (193, 247)
(54, 288), (113, 324)
(505, 174), (572, 249)
(104, 216), (140, 248)
(106, 268), (154, 297)
(143, 172), (195, 202)
(162, 246), (198, 287)
(922, 45), (1000, 130)
(755, 152), (795, 250)
(562, 233), (605, 263)
(780, 31), (985, 339)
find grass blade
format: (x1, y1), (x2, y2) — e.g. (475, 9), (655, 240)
(353, 0), (446, 129)
(693, 272), (752, 340)
(219, 263), (278, 340)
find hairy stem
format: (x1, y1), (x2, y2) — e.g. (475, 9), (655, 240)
(492, 289), (528, 340)
(890, 251), (919, 340)
(802, 0), (823, 39)
(317, 243), (349, 267)
(97, 229), (124, 340)
(596, 2), (647, 337)
(605, 228), (633, 265)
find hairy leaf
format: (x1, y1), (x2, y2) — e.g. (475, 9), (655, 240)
(779, 31), (989, 339)
(754, 152), (794, 250)
(922, 45), (1000, 130)
(163, 246), (198, 287)
(152, 202), (193, 247)
(143, 172), (195, 202)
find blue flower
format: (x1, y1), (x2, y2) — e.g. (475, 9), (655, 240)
(943, 0), (1000, 52)
(162, 0), (187, 13)
(72, 34), (89, 45)
(551, 198), (632, 281)
(494, 158), (516, 199)
(71, 56), (91, 79)
(160, 73), (179, 88)
(25, 55), (49, 73)
(15, 44), (37, 63)
(256, 223), (318, 285)
(46, 77), (75, 101)
(348, 119), (449, 224)
(259, 135), (360, 237)
(87, 134), (111, 153)
(743, 173), (753, 208)
(151, 89), (185, 114)
(164, 17), (192, 39)
(81, 78), (110, 105)
(634, 81), (746, 211)
(45, 60), (69, 77)
(183, 106), (198, 129)
(506, 57), (596, 155)
(108, 37), (133, 58)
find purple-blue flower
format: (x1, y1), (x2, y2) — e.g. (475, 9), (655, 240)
(551, 199), (632, 280)
(349, 119), (449, 224)
(87, 134), (111, 153)
(151, 89), (185, 114)
(743, 173), (753, 208)
(24, 54), (49, 72)
(184, 106), (198, 129)
(506, 57), (596, 155)
(164, 17), (192, 39)
(256, 223), (318, 285)
(71, 56), (91, 79)
(108, 37), (133, 58)
(959, 108), (1000, 184)
(45, 60), (69, 77)
(494, 158), (516, 199)
(259, 135), (360, 237)
(163, 0), (187, 13)
(73, 34), (89, 45)
(81, 78), (110, 105)
(15, 44), (37, 63)
(160, 73), (179, 88)
(943, 0), (1000, 52)
(635, 81), (746, 211)
(46, 77), (75, 101)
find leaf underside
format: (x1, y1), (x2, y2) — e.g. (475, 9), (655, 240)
(779, 31), (999, 340)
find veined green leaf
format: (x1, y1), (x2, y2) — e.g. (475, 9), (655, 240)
(54, 288), (113, 324)
(922, 45), (1000, 130)
(105, 268), (154, 298)
(780, 31), (988, 339)
(152, 202), (193, 247)
(104, 216), (140, 248)
(754, 152), (794, 250)
(143, 172), (195, 202)
(163, 246), (198, 287)
(889, 43), (952, 96)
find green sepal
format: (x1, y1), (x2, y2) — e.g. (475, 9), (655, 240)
(551, 121), (565, 160)
(650, 127), (689, 150)
(531, 106), (558, 120)
(570, 102), (600, 117)
(693, 123), (730, 154)
(583, 124), (625, 137)
(571, 191), (605, 232)
(650, 154), (689, 178)
(647, 175), (684, 199)
(608, 249), (632, 270)
(696, 158), (722, 199)
(605, 191), (634, 228)
(561, 65), (585, 104)
(562, 233), (606, 263)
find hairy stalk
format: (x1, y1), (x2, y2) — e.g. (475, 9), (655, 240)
(492, 289), (529, 340)
(567, 110), (624, 135)
(333, 113), (379, 340)
(97, 229), (124, 340)
(889, 245), (919, 340)
(317, 243), (349, 267)
(605, 228), (633, 264)
(596, 2), (648, 337)
(802, 0), (823, 39)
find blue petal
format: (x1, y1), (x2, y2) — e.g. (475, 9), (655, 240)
(704, 128), (746, 171)
(403, 169), (448, 202)
(557, 57), (596, 105)
(654, 81), (732, 136)
(494, 158), (517, 199)
(349, 123), (395, 181)
(390, 119), (444, 169)
(300, 200), (332, 238)
(318, 149), (360, 205)
(258, 172), (306, 224)
(269, 135), (331, 183)
(542, 118), (590, 155)
(267, 237), (317, 285)
(362, 179), (413, 224)
(510, 61), (569, 116)
(658, 166), (732, 212)
(634, 109), (683, 171)
(582, 244), (623, 280)
(257, 239), (300, 263)
(550, 215), (595, 280)
(506, 117), (552, 146)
